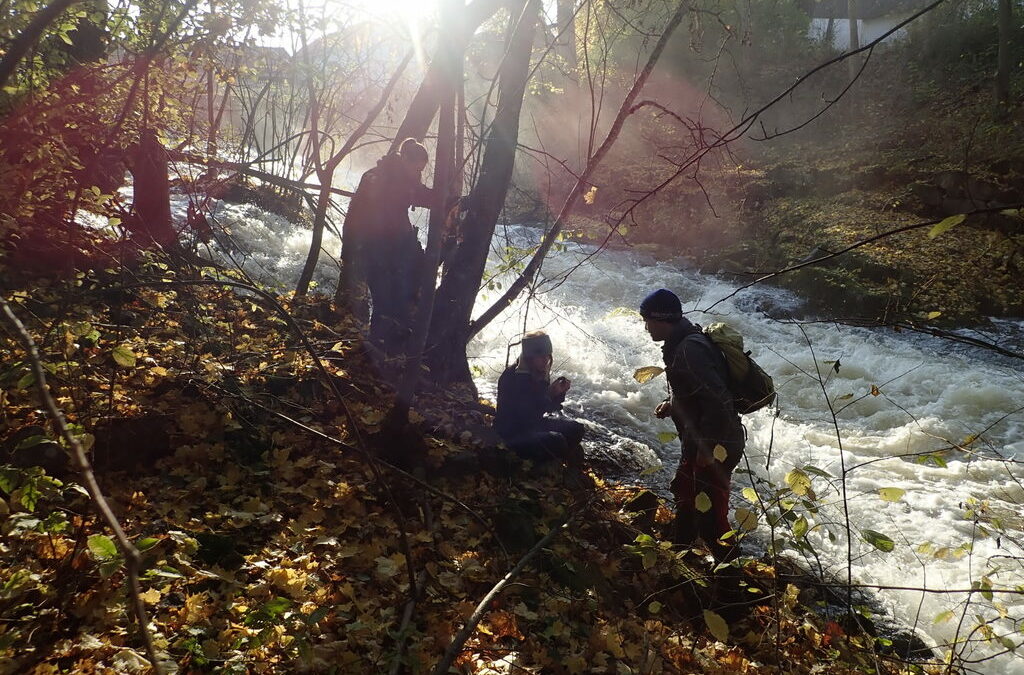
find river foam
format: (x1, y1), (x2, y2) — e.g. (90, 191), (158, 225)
(210, 205), (1024, 673)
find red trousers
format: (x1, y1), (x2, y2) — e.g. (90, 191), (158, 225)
(670, 458), (733, 547)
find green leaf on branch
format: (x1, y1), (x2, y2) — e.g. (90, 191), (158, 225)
(16, 371), (35, 390)
(792, 516), (809, 538)
(694, 492), (712, 513)
(14, 435), (48, 451)
(928, 214), (966, 239)
(633, 366), (664, 384)
(861, 529), (895, 552)
(87, 534), (119, 560)
(656, 431), (678, 444)
(136, 537), (160, 552)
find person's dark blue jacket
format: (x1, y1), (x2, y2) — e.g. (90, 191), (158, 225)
(493, 365), (566, 440)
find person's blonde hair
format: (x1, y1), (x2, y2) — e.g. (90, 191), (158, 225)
(520, 331), (552, 358)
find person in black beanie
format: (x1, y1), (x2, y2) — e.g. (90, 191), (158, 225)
(640, 289), (744, 560)
(493, 331), (585, 466)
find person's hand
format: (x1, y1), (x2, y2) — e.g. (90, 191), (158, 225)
(654, 401), (671, 419)
(549, 376), (571, 396)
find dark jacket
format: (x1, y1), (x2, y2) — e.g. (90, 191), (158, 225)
(493, 364), (565, 439)
(345, 153), (435, 248)
(662, 318), (744, 467)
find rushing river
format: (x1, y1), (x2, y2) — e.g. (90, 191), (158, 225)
(210, 200), (1024, 673)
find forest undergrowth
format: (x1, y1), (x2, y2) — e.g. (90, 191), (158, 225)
(0, 262), (938, 674)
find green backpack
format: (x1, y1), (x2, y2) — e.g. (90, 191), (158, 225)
(703, 322), (776, 414)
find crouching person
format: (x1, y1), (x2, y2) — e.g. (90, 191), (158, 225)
(493, 331), (585, 466)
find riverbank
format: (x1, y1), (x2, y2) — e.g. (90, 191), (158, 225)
(548, 47), (1024, 330)
(0, 273), (936, 673)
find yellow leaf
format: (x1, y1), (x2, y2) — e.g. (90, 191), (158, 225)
(735, 507), (758, 531)
(785, 469), (812, 497)
(928, 213), (965, 239)
(633, 366), (664, 384)
(657, 431), (678, 444)
(583, 185), (598, 205)
(870, 384), (880, 396)
(695, 491), (712, 513)
(713, 444), (728, 462)
(703, 609), (730, 642)
(374, 553), (406, 580)
(112, 345), (136, 368)
(267, 567), (310, 600)
(140, 588), (161, 604)
(926, 311), (942, 320)
(878, 487), (905, 502)
(565, 654), (588, 674)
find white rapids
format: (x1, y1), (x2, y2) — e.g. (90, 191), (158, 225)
(210, 203), (1024, 673)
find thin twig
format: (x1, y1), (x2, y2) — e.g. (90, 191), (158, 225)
(431, 501), (590, 675)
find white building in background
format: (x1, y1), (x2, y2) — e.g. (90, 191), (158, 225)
(802, 0), (928, 50)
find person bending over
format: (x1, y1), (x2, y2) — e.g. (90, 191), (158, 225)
(640, 289), (744, 560)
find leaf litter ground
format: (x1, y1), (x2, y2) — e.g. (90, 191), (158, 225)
(0, 271), (933, 674)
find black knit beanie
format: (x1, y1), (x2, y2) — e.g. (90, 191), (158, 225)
(639, 289), (682, 322)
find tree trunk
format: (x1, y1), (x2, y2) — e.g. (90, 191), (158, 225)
(846, 0), (859, 80)
(996, 0), (1013, 106)
(424, 0), (540, 384)
(469, 0), (688, 340)
(556, 0), (577, 74)
(296, 178), (334, 295)
(129, 129), (176, 247)
(389, 0), (508, 150)
(297, 51), (412, 296)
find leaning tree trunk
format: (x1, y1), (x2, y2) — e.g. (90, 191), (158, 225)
(389, 0), (461, 425)
(468, 0), (688, 342)
(423, 0), (540, 384)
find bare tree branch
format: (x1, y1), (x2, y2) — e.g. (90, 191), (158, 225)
(468, 0), (689, 338)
